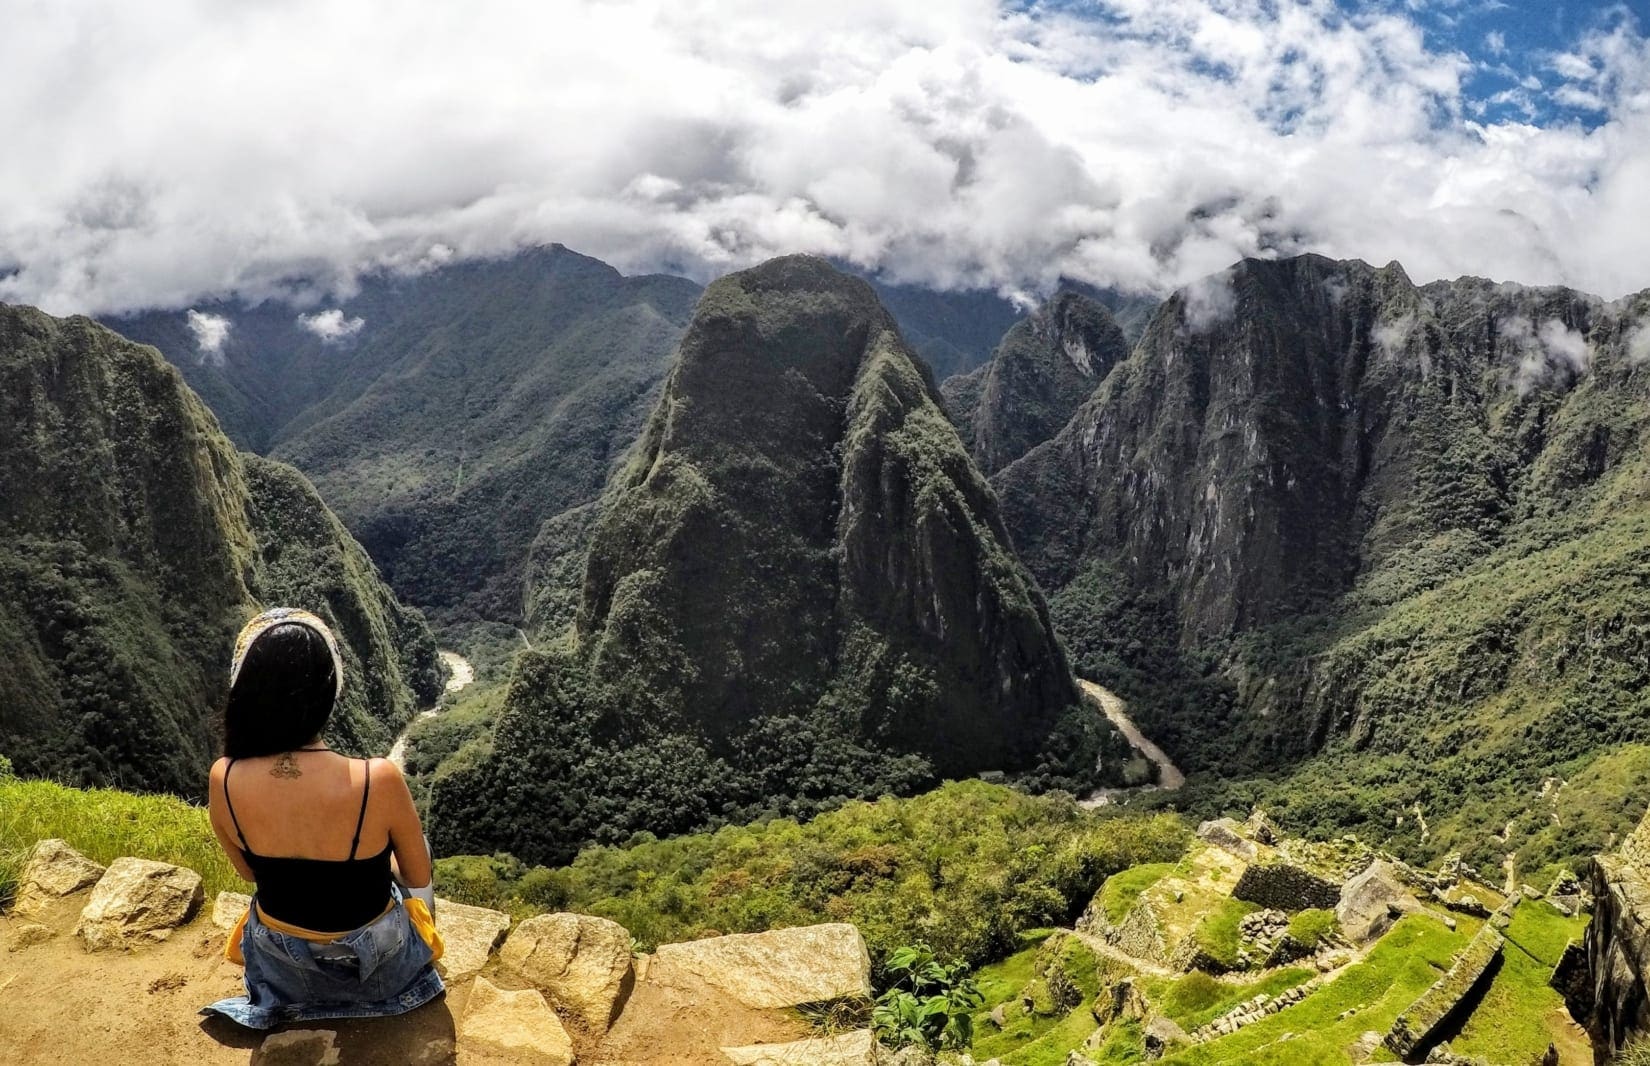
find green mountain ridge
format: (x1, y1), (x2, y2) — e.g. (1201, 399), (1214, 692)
(424, 256), (1129, 866)
(0, 303), (442, 797)
(992, 253), (1650, 869)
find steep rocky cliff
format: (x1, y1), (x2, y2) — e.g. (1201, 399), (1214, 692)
(428, 257), (1121, 865)
(941, 291), (1129, 475)
(0, 304), (441, 796)
(994, 254), (1650, 864)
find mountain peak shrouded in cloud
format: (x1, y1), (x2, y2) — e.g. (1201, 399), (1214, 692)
(3, 0), (1649, 316)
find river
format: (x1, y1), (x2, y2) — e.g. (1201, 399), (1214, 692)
(386, 649), (475, 769)
(1077, 678), (1185, 808)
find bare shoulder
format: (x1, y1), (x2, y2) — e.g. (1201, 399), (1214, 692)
(366, 756), (407, 787)
(209, 756), (230, 782)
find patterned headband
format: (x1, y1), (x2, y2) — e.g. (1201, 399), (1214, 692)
(229, 607), (345, 700)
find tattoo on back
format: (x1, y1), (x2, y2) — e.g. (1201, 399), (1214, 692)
(270, 753), (302, 779)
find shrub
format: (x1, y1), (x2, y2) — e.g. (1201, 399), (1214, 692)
(871, 944), (982, 1051)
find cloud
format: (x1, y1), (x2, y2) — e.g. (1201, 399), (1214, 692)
(0, 1), (1648, 315)
(1501, 314), (1592, 395)
(1485, 30), (1506, 56)
(298, 308), (365, 342)
(185, 310), (230, 363)
(1629, 322), (1650, 366)
(1180, 270), (1237, 333)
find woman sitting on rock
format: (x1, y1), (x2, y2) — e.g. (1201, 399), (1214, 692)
(201, 607), (445, 1029)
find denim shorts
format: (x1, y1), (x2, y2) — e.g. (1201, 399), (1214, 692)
(201, 885), (445, 1030)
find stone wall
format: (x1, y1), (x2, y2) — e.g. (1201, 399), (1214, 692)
(1232, 863), (1341, 913)
(1384, 908), (1509, 1060)
(1576, 853), (1650, 1055)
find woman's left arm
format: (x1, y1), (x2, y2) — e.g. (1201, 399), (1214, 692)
(207, 758), (257, 884)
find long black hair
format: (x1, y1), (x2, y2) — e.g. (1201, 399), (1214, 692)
(222, 623), (338, 758)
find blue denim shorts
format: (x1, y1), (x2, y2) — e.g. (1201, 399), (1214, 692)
(201, 885), (444, 1030)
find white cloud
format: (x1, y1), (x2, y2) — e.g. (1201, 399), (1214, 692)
(1485, 31), (1506, 56)
(1501, 314), (1592, 394)
(1180, 270), (1237, 333)
(185, 310), (230, 363)
(1628, 321), (1650, 366)
(298, 308), (365, 342)
(0, 1), (1647, 315)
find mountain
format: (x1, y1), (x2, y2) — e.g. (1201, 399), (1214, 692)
(108, 246), (704, 632)
(425, 256), (1127, 865)
(993, 252), (1650, 868)
(941, 290), (1130, 475)
(0, 304), (442, 797)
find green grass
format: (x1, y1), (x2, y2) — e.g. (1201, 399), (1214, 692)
(1286, 908), (1337, 949)
(1190, 896), (1261, 970)
(1098, 862), (1176, 923)
(1152, 913), (1467, 1065)
(1148, 968), (1317, 1032)
(1448, 903), (1591, 1064)
(0, 777), (245, 905)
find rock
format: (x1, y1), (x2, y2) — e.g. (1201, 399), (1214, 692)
(1521, 884), (1543, 900)
(500, 911), (634, 1033)
(1064, 1053), (1099, 1066)
(721, 1029), (880, 1065)
(458, 976), (575, 1066)
(434, 897), (511, 980)
(252, 1029), (341, 1066)
(1336, 860), (1419, 943)
(1349, 1030), (1384, 1063)
(988, 1003), (1007, 1028)
(1091, 978), (1148, 1025)
(886, 1046), (937, 1066)
(6, 922), (54, 950)
(75, 857), (204, 950)
(212, 891), (252, 931)
(654, 923), (872, 1009)
(13, 839), (105, 915)
(1143, 1015), (1190, 1059)
(1245, 809), (1281, 845)
(1196, 818), (1258, 861)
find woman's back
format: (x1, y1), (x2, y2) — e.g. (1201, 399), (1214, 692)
(215, 751), (395, 931)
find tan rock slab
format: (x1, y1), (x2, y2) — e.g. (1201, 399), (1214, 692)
(721, 1029), (880, 1065)
(74, 856), (204, 951)
(14, 839), (105, 915)
(6, 922), (54, 950)
(252, 1028), (341, 1066)
(435, 897), (511, 980)
(654, 923), (872, 1009)
(213, 890), (253, 931)
(459, 975), (575, 1065)
(501, 911), (634, 1033)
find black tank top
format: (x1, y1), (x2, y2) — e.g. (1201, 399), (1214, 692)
(223, 756), (394, 932)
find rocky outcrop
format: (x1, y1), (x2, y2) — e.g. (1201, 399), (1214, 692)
(500, 912), (635, 1034)
(74, 858), (204, 950)
(1578, 849), (1650, 1052)
(944, 291), (1128, 475)
(721, 1029), (881, 1065)
(1337, 860), (1420, 943)
(13, 839), (104, 915)
(653, 923), (873, 1009)
(459, 975), (575, 1066)
(436, 899), (512, 981)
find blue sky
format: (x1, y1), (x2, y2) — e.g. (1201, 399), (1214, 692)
(2, 0), (1650, 315)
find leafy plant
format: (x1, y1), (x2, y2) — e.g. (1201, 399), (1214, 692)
(871, 943), (982, 1052)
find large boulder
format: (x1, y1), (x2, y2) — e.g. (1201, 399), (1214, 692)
(458, 976), (575, 1066)
(721, 1029), (881, 1065)
(654, 923), (872, 1009)
(1336, 860), (1419, 943)
(13, 839), (105, 915)
(500, 912), (635, 1033)
(74, 857), (204, 950)
(436, 897), (512, 980)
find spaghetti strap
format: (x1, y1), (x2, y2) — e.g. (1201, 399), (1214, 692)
(348, 759), (371, 860)
(223, 758), (251, 853)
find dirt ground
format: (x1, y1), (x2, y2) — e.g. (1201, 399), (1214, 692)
(0, 896), (805, 1065)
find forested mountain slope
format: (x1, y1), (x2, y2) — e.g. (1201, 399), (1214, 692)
(993, 253), (1650, 867)
(109, 247), (703, 629)
(0, 305), (442, 796)
(425, 256), (1129, 865)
